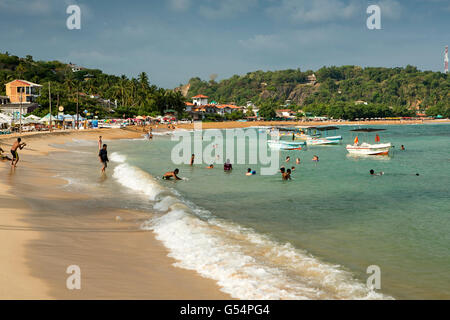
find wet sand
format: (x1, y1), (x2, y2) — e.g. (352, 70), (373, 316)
(0, 128), (230, 299)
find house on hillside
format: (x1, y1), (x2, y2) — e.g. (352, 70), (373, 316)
(276, 109), (296, 119)
(306, 74), (317, 85)
(243, 102), (259, 117)
(5, 80), (42, 103)
(192, 94), (209, 106)
(69, 63), (84, 72)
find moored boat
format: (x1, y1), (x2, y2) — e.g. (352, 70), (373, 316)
(346, 128), (392, 156)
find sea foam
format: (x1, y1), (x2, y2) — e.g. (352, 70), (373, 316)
(112, 153), (392, 300)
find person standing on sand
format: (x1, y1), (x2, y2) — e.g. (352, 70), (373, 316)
(11, 138), (26, 167)
(99, 144), (109, 173)
(98, 136), (103, 150)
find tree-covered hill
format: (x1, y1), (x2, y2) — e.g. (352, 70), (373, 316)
(185, 66), (449, 118)
(0, 52), (185, 118)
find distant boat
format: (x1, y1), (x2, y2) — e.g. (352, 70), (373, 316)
(267, 140), (305, 150)
(303, 126), (343, 145)
(346, 128), (392, 156)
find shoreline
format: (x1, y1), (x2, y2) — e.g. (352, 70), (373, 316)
(174, 119), (450, 130)
(0, 128), (231, 299)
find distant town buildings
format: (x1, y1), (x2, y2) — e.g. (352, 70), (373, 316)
(185, 94), (244, 120)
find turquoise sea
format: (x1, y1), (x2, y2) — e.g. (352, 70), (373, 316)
(56, 124), (450, 299)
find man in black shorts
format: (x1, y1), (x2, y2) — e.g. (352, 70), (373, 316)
(11, 137), (26, 167)
(99, 144), (109, 173)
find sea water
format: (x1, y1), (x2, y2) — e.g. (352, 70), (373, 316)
(54, 124), (450, 299)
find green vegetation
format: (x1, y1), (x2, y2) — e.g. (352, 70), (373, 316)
(186, 66), (449, 119)
(0, 52), (185, 118)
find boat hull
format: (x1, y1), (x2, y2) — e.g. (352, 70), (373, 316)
(268, 140), (305, 150)
(346, 143), (392, 155)
(306, 136), (343, 145)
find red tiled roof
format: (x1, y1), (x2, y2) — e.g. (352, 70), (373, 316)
(6, 79), (42, 87)
(185, 102), (194, 106)
(192, 94), (208, 99)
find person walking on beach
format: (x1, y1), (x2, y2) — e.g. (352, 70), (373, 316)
(11, 138), (26, 168)
(98, 136), (103, 150)
(99, 144), (109, 173)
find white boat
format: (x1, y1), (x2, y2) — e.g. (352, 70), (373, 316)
(307, 136), (342, 145)
(267, 140), (305, 150)
(346, 142), (392, 155)
(346, 128), (392, 156)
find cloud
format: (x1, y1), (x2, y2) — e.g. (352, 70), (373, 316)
(168, 0), (191, 11)
(267, 0), (361, 23)
(378, 0), (403, 19)
(0, 0), (54, 15)
(199, 0), (258, 19)
(239, 34), (287, 50)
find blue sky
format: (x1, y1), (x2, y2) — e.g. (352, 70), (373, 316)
(0, 0), (448, 88)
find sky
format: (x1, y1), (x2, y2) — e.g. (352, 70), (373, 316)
(0, 0), (448, 88)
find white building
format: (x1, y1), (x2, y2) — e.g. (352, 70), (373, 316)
(192, 94), (209, 106)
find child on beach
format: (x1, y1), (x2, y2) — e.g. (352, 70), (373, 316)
(99, 144), (109, 173)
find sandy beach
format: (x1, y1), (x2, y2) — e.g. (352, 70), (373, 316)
(0, 128), (230, 299)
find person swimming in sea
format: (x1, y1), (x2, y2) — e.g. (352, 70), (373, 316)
(224, 159), (232, 171)
(312, 155), (319, 162)
(291, 166), (296, 171)
(163, 168), (182, 180)
(282, 168), (292, 180)
(296, 158), (300, 164)
(206, 164), (214, 169)
(286, 156), (290, 163)
(190, 154), (195, 166)
(246, 168), (253, 176)
(370, 169), (384, 176)
(401, 145), (405, 151)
